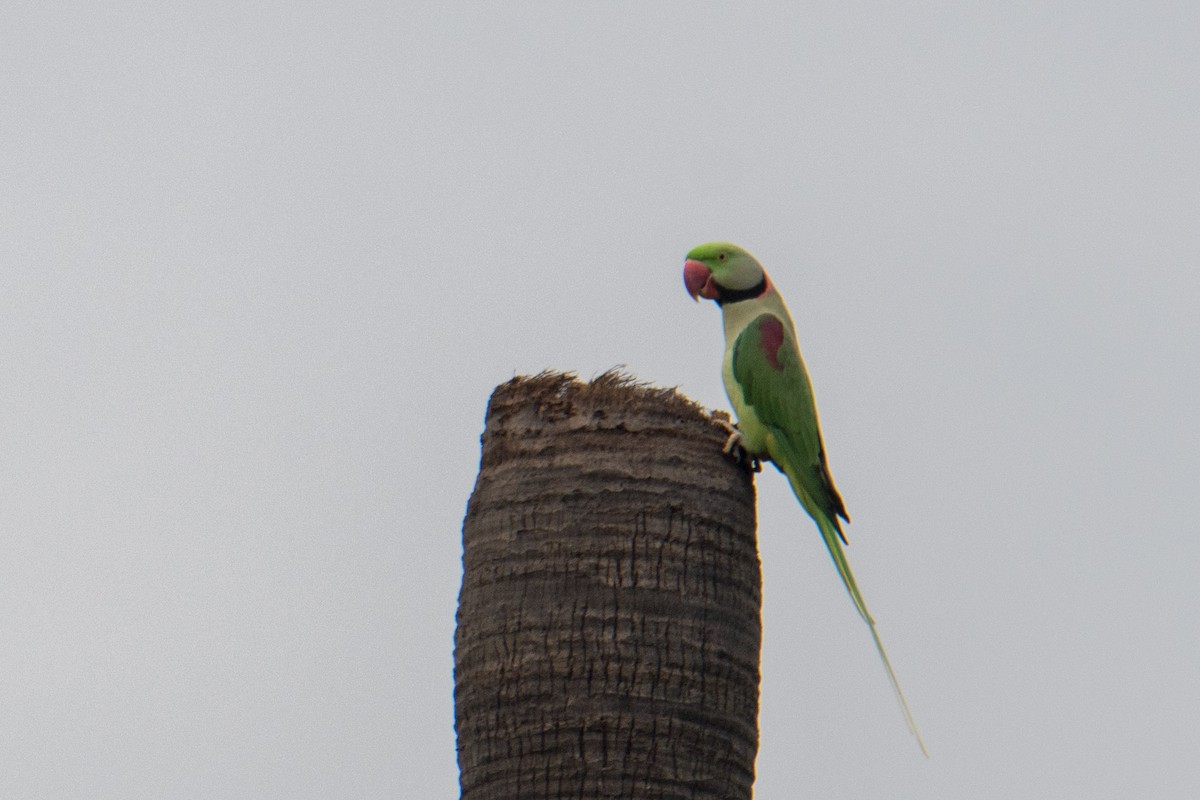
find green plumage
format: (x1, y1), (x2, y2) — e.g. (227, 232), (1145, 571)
(685, 241), (928, 756)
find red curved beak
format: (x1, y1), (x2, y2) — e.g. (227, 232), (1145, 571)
(683, 259), (719, 301)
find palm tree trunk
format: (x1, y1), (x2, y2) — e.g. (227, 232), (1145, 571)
(455, 371), (760, 800)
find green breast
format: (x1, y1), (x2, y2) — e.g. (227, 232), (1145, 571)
(721, 345), (771, 455)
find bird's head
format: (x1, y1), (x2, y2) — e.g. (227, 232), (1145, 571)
(683, 242), (768, 304)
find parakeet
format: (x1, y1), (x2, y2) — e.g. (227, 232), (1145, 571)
(683, 241), (927, 756)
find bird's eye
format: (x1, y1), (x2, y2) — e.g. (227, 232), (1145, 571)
(718, 252), (727, 261)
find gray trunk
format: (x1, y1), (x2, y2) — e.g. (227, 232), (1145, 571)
(455, 372), (761, 800)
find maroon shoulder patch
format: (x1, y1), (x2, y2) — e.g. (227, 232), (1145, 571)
(757, 316), (785, 370)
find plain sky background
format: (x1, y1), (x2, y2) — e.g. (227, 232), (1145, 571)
(3, 2), (1198, 798)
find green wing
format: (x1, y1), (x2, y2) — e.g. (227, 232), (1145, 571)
(733, 312), (928, 756)
(732, 313), (847, 533)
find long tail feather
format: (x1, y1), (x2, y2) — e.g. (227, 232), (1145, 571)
(813, 512), (929, 757)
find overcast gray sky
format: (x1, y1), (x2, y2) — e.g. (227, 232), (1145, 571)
(3, 2), (1199, 798)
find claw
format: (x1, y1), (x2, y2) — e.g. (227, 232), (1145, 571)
(711, 414), (762, 473)
(720, 428), (745, 456)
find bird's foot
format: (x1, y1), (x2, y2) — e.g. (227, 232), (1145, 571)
(711, 413), (762, 473)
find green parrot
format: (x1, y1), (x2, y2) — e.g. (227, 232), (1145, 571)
(684, 241), (927, 756)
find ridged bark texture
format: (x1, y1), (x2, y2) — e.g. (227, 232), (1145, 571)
(455, 371), (760, 800)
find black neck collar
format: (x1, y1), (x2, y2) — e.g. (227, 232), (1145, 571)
(715, 276), (768, 306)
